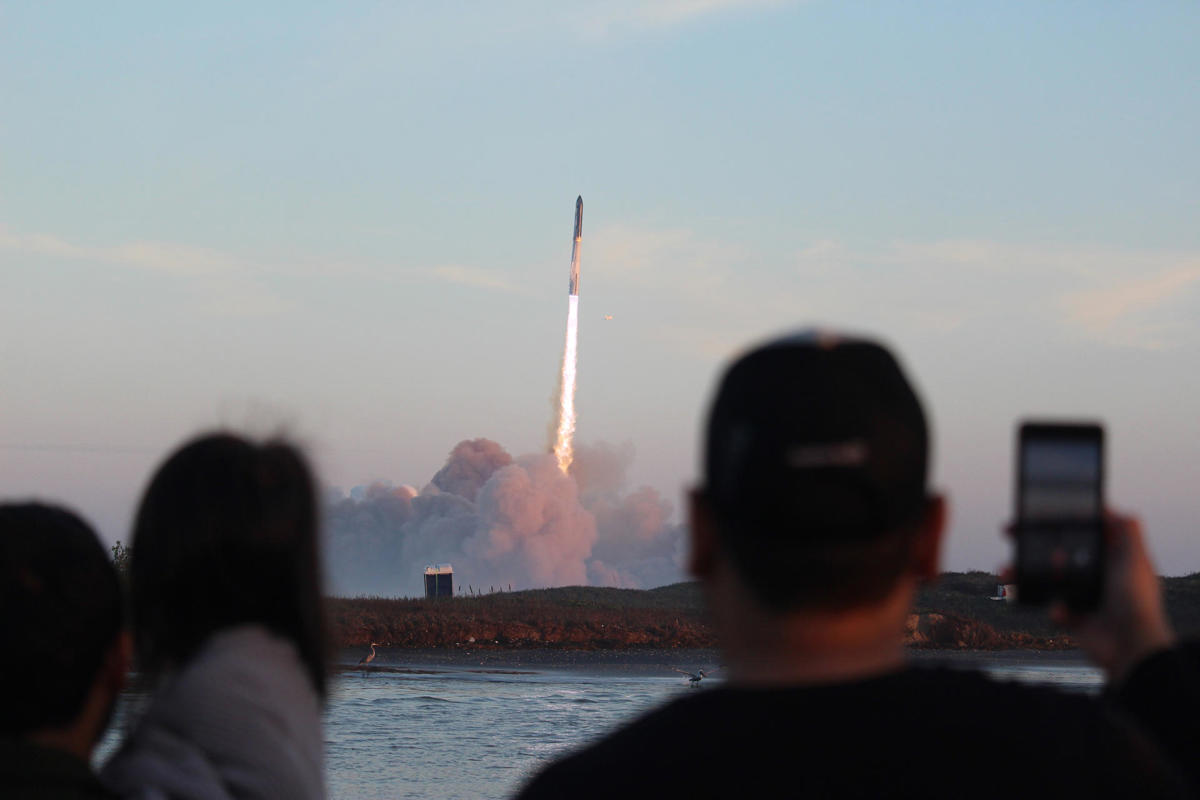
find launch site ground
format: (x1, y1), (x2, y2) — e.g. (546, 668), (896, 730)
(328, 572), (1200, 653)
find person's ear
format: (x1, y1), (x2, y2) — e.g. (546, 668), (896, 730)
(688, 489), (718, 580)
(911, 494), (947, 583)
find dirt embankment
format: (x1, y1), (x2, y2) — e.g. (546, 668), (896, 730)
(326, 583), (1078, 652)
(903, 613), (1073, 650)
(337, 569), (1199, 652)
(328, 592), (713, 651)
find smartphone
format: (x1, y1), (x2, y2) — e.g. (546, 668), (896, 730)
(1014, 421), (1105, 611)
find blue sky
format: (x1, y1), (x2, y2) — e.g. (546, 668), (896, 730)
(3, 1), (1199, 576)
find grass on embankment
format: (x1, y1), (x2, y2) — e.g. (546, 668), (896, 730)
(328, 572), (1200, 649)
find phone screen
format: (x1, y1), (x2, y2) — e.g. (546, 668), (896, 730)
(1019, 438), (1102, 521)
(1015, 423), (1104, 609)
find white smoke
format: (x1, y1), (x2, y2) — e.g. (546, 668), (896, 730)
(429, 438), (513, 501)
(551, 294), (580, 472)
(325, 438), (687, 596)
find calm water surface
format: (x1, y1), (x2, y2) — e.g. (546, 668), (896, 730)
(97, 653), (1102, 799)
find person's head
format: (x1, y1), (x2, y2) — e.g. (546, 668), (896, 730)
(690, 330), (944, 613)
(131, 432), (327, 696)
(0, 502), (129, 754)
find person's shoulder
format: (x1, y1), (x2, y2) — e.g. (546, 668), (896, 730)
(897, 664), (1108, 728)
(159, 625), (316, 713)
(0, 740), (118, 800)
(562, 687), (730, 756)
(101, 726), (231, 800)
(516, 690), (729, 799)
(899, 665), (1191, 796)
(104, 625), (325, 800)
(517, 670), (1189, 800)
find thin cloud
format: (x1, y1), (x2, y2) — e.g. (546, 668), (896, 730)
(590, 223), (743, 295)
(200, 290), (297, 318)
(578, 0), (788, 34)
(657, 323), (744, 360)
(1065, 265), (1200, 328)
(592, 227), (1200, 353)
(0, 227), (247, 277)
(1063, 264), (1200, 349)
(429, 265), (532, 295)
(786, 238), (1200, 347)
(884, 239), (1011, 268)
(0, 227), (291, 317)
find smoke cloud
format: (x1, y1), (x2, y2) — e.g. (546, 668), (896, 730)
(325, 438), (687, 596)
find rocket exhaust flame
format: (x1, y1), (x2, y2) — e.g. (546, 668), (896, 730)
(553, 296), (579, 473)
(552, 196), (583, 474)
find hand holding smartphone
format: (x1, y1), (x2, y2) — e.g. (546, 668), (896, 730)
(1014, 421), (1105, 612)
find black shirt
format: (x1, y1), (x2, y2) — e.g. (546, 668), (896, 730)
(517, 658), (1195, 799)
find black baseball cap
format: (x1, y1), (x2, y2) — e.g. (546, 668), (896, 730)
(703, 330), (930, 542)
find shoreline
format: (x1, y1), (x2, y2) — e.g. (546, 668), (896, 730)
(335, 646), (1090, 676)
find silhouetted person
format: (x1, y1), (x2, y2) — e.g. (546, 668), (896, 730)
(1, 502), (130, 799)
(517, 331), (1200, 799)
(101, 433), (329, 800)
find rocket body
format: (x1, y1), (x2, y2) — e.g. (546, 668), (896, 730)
(568, 195), (582, 296)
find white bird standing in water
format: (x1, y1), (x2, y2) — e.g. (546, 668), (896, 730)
(358, 643), (382, 671)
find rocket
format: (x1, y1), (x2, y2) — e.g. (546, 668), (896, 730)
(568, 195), (582, 296)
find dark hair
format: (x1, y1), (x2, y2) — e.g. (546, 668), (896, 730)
(702, 331), (931, 612)
(131, 432), (328, 696)
(0, 503), (123, 736)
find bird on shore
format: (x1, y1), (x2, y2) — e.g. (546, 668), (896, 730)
(358, 642), (382, 672)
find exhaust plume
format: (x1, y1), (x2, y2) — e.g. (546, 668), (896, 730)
(325, 438), (686, 596)
(551, 196), (583, 474)
(551, 295), (580, 473)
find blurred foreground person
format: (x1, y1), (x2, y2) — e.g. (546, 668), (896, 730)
(517, 331), (1200, 799)
(102, 433), (328, 800)
(0, 503), (129, 799)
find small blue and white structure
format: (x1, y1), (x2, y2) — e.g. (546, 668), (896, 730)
(424, 564), (454, 599)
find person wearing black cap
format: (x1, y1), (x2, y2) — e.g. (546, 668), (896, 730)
(516, 330), (1200, 800)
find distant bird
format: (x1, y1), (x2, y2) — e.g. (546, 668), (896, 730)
(672, 667), (712, 687)
(358, 642), (382, 671)
(603, 315), (613, 321)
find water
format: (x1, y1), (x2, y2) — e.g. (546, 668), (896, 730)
(976, 660), (1104, 693)
(97, 653), (1102, 799)
(324, 666), (684, 799)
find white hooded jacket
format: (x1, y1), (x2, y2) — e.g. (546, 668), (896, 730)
(102, 626), (325, 800)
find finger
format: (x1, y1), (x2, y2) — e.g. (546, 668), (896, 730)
(1103, 509), (1141, 555)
